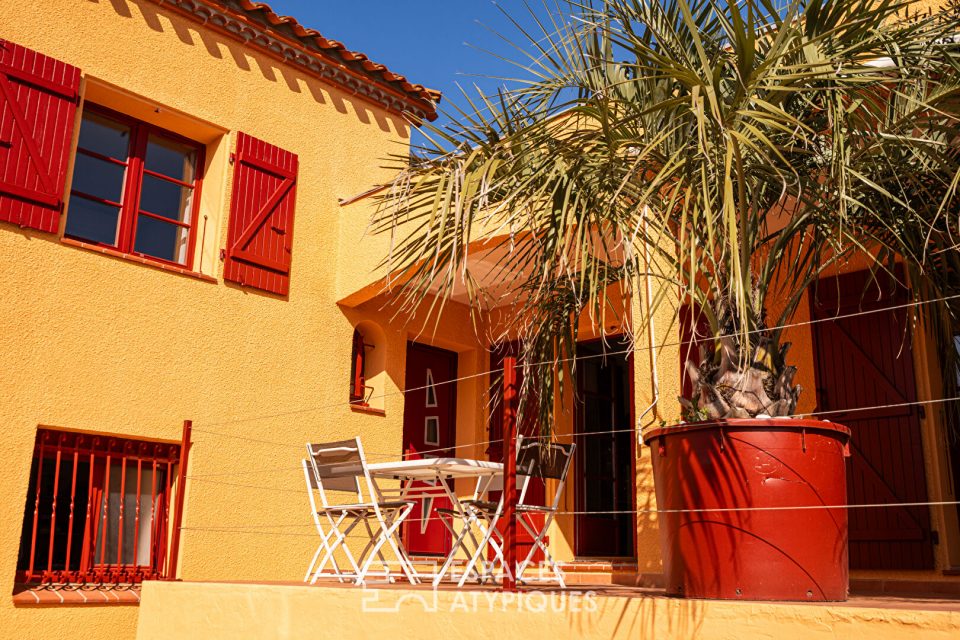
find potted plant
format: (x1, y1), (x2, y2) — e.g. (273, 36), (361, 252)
(371, 0), (960, 601)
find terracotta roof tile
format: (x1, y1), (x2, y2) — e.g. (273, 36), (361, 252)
(219, 0), (441, 116)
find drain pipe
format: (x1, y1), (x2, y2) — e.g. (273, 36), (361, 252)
(637, 207), (660, 431)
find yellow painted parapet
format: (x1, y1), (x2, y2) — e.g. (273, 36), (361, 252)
(136, 580), (960, 640)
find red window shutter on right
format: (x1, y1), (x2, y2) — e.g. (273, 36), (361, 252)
(0, 40), (80, 233)
(224, 132), (298, 296)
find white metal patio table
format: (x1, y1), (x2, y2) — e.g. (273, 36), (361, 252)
(366, 457), (503, 586)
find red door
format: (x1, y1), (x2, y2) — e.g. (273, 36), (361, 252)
(574, 337), (636, 558)
(402, 342), (458, 556)
(810, 270), (934, 570)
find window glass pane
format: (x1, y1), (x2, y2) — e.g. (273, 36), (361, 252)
(139, 174), (193, 223)
(425, 369), (437, 407)
(424, 416), (440, 445)
(94, 462), (158, 567)
(77, 112), (130, 161)
(134, 215), (189, 264)
(145, 135), (196, 182)
(71, 153), (126, 203)
(64, 197), (121, 246)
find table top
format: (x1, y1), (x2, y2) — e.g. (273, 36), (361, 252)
(367, 457), (503, 481)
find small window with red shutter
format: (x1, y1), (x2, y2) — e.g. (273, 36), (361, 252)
(223, 132), (298, 296)
(350, 328), (370, 405)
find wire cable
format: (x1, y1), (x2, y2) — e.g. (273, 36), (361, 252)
(192, 291), (960, 430)
(186, 393), (960, 480)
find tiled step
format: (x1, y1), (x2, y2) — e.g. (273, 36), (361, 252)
(556, 562), (663, 588)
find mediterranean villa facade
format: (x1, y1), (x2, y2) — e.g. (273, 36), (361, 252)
(0, 1), (958, 639)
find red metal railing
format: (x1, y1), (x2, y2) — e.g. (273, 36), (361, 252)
(16, 427), (184, 585)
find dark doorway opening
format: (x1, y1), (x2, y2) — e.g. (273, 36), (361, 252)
(574, 337), (636, 558)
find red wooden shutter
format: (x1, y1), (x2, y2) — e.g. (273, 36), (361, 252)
(0, 40), (80, 233)
(350, 329), (367, 403)
(224, 132), (298, 296)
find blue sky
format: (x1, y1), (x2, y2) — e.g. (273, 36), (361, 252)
(264, 0), (550, 137)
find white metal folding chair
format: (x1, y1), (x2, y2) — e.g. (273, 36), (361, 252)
(302, 438), (418, 585)
(449, 438), (575, 587)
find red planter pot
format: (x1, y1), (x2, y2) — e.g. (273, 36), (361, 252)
(645, 418), (851, 601)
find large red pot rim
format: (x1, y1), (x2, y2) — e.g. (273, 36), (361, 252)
(643, 417), (851, 444)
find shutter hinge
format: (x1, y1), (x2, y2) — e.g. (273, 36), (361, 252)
(932, 530), (940, 545)
(219, 248), (226, 261)
(229, 153), (236, 165)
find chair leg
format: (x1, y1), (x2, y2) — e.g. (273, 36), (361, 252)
(360, 507), (413, 586)
(516, 515), (541, 583)
(434, 509), (478, 587)
(517, 511), (565, 588)
(312, 513), (363, 585)
(458, 511), (502, 588)
(361, 517), (394, 580)
(310, 531), (342, 585)
(306, 524), (341, 582)
(483, 528), (505, 584)
(304, 540), (325, 582)
(309, 512), (346, 584)
(381, 504), (419, 585)
(338, 515), (368, 583)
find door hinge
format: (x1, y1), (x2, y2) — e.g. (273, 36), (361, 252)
(931, 529), (940, 545)
(919, 406), (926, 420)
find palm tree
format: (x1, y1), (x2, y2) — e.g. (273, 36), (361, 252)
(371, 0), (960, 430)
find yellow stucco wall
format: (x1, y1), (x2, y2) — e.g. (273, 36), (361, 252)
(0, 1), (481, 639)
(136, 580), (960, 640)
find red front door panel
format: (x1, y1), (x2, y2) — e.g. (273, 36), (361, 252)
(402, 342), (458, 556)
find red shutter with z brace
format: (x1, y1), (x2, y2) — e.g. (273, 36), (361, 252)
(224, 132), (298, 295)
(0, 40), (80, 233)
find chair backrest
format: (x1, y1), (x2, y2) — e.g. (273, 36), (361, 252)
(516, 438), (575, 509)
(305, 438), (370, 507)
(482, 437), (575, 509)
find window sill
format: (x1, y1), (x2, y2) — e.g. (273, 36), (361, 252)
(61, 237), (217, 283)
(12, 583), (142, 606)
(350, 403), (385, 417)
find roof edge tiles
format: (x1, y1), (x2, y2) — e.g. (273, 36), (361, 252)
(151, 0), (440, 121)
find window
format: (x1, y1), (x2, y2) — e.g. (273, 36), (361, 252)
(424, 369), (437, 407)
(64, 106), (203, 267)
(349, 322), (386, 412)
(16, 428), (181, 586)
(424, 416), (440, 446)
(350, 328), (370, 404)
